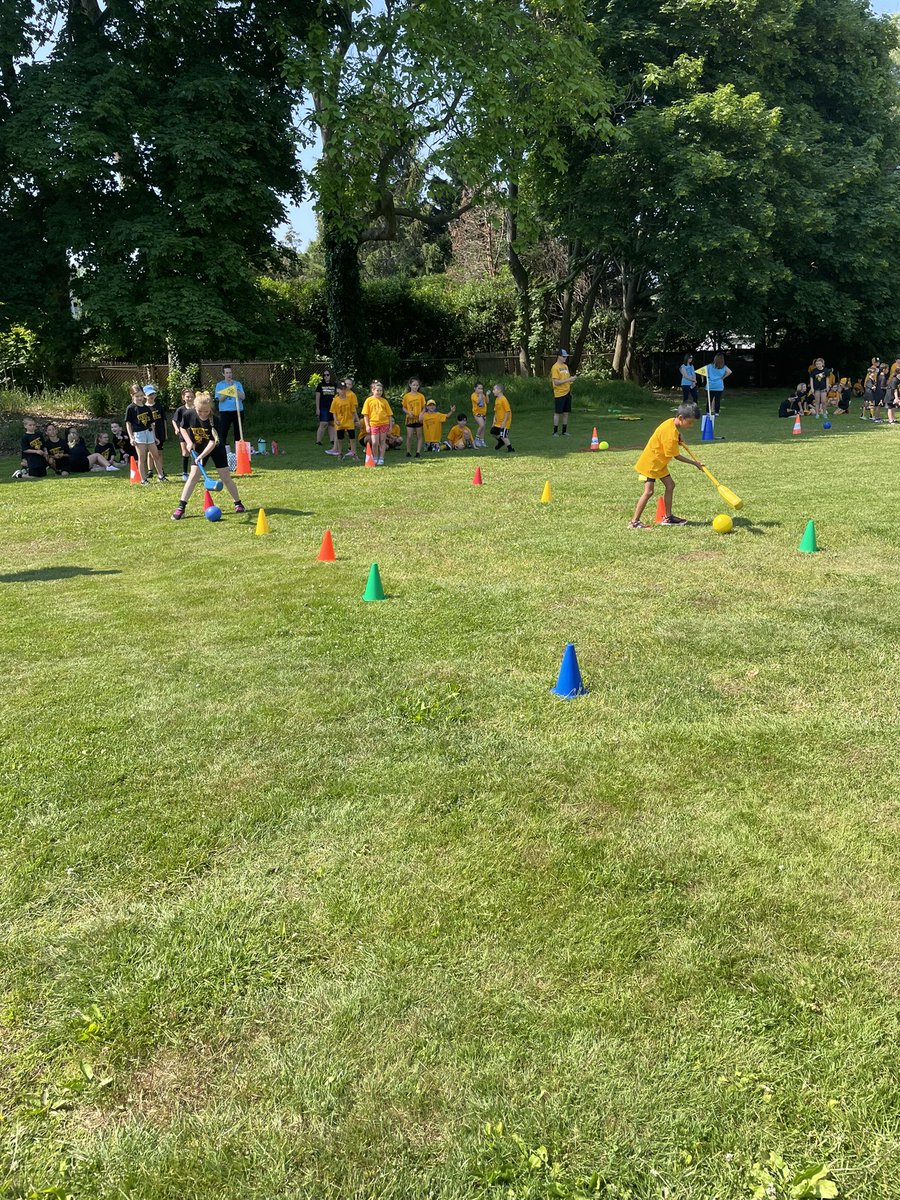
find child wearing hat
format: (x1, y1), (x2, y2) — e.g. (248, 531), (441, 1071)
(421, 400), (455, 452)
(550, 350), (577, 436)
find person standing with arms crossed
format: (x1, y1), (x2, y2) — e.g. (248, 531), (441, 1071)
(550, 349), (577, 437)
(214, 365), (246, 450)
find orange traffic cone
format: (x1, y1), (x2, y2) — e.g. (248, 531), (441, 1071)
(792, 414), (802, 436)
(317, 529), (336, 562)
(129, 456), (141, 484)
(203, 488), (213, 510)
(654, 495), (667, 524)
(364, 442), (376, 468)
(590, 427), (600, 451)
(234, 440), (252, 476)
(472, 466), (483, 486)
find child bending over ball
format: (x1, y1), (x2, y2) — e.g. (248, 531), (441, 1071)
(447, 414), (475, 449)
(471, 382), (488, 447)
(629, 402), (704, 529)
(490, 384), (514, 452)
(171, 392), (246, 521)
(361, 381), (392, 466)
(402, 378), (426, 458)
(422, 399), (455, 452)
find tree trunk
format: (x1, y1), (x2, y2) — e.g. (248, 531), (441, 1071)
(569, 266), (603, 373)
(323, 223), (367, 378)
(503, 186), (532, 377)
(612, 268), (641, 380)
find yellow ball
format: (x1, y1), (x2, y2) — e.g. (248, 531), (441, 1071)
(598, 440), (609, 450)
(712, 513), (733, 534)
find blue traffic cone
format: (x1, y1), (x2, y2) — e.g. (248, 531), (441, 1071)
(551, 642), (588, 699)
(701, 413), (715, 441)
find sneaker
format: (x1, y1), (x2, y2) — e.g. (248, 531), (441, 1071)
(140, 479), (151, 486)
(182, 472), (189, 481)
(660, 515), (688, 525)
(157, 474), (169, 482)
(561, 431), (569, 437)
(171, 504), (186, 521)
(507, 445), (515, 453)
(553, 432), (559, 437)
(628, 519), (651, 529)
(377, 458), (385, 466)
(12, 469), (27, 480)
(105, 464), (119, 472)
(325, 448), (339, 456)
(343, 451), (356, 459)
(234, 502), (246, 514)
(406, 452), (412, 458)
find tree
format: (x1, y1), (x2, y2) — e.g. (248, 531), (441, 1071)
(287, 0), (609, 377)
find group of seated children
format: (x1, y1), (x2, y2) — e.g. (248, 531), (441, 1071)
(316, 376), (514, 463)
(15, 417), (130, 479)
(780, 356), (900, 424)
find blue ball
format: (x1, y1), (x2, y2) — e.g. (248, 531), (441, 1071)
(205, 505), (222, 522)
(823, 421), (832, 430)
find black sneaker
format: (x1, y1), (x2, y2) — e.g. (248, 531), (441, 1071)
(234, 502), (246, 514)
(507, 445), (515, 453)
(660, 515), (687, 525)
(406, 452), (412, 458)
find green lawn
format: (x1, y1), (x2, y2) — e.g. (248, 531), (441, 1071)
(2, 383), (899, 1200)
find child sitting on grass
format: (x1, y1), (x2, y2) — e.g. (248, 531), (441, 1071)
(779, 385), (806, 418)
(447, 414), (476, 449)
(629, 402), (704, 529)
(422, 400), (455, 452)
(66, 426), (118, 472)
(43, 423), (68, 475)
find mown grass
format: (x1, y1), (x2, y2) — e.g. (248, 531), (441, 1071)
(1, 380), (899, 1199)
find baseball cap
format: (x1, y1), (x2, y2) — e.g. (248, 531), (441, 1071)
(143, 384), (158, 396)
(558, 349), (569, 357)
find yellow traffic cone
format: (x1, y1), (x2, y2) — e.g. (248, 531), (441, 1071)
(255, 507), (271, 536)
(541, 480), (552, 504)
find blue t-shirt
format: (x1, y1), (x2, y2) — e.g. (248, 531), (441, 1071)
(214, 379), (245, 412)
(680, 364), (696, 387)
(705, 364), (728, 392)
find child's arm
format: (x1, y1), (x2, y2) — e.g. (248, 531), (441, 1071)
(673, 453), (705, 469)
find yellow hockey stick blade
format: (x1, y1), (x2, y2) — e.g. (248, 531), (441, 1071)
(717, 483), (743, 510)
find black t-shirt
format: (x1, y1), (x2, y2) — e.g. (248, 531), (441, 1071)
(316, 383), (337, 409)
(95, 440), (114, 461)
(112, 430), (131, 456)
(45, 437), (67, 469)
(151, 401), (167, 439)
(125, 402), (155, 433)
(172, 404), (192, 430)
(779, 396), (798, 418)
(21, 431), (46, 466)
(66, 437), (91, 470)
(182, 409), (218, 453)
(809, 367), (830, 391)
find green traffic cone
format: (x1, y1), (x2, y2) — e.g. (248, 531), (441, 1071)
(798, 519), (819, 553)
(363, 562), (386, 601)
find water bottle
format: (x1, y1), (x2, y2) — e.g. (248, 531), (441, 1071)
(257, 438), (266, 454)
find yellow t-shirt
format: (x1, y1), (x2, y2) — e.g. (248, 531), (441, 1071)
(471, 390), (487, 416)
(330, 394), (358, 431)
(447, 424), (473, 447)
(422, 410), (450, 442)
(493, 395), (512, 429)
(402, 391), (426, 423)
(389, 422), (401, 438)
(634, 418), (682, 479)
(551, 362), (572, 399)
(346, 389), (358, 408)
(362, 395), (392, 426)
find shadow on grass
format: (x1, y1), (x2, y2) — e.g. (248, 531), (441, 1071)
(732, 517), (781, 536)
(261, 507), (313, 517)
(0, 566), (122, 583)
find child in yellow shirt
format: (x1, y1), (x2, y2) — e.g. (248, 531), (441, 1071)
(330, 379), (360, 461)
(361, 381), (393, 466)
(422, 400), (456, 452)
(387, 421), (403, 449)
(447, 414), (475, 449)
(630, 403), (704, 529)
(471, 382), (488, 447)
(402, 377), (427, 459)
(491, 383), (514, 452)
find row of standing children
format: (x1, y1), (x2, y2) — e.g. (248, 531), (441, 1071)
(313, 374), (514, 463)
(779, 356), (900, 422)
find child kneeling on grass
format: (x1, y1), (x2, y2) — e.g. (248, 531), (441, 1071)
(630, 402), (704, 529)
(447, 414), (475, 449)
(422, 400), (455, 452)
(171, 392), (246, 521)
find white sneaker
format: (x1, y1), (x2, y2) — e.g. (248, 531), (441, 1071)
(106, 464), (119, 471)
(325, 448), (339, 456)
(377, 458), (384, 466)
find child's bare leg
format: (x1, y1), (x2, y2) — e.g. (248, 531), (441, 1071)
(632, 480), (655, 523)
(137, 443), (150, 482)
(218, 467), (241, 503)
(149, 442), (165, 475)
(417, 428), (424, 454)
(406, 427), (414, 454)
(663, 475), (676, 517)
(178, 465), (203, 503)
(316, 420), (329, 445)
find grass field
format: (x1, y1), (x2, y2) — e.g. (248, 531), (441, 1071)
(2, 382), (899, 1200)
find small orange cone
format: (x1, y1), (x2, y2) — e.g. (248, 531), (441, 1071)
(654, 495), (667, 524)
(317, 529), (336, 562)
(590, 427), (600, 451)
(792, 414), (802, 436)
(472, 466), (483, 486)
(203, 488), (214, 510)
(129, 456), (141, 484)
(364, 443), (376, 468)
(235, 440), (252, 476)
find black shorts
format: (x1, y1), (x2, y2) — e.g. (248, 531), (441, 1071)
(336, 427), (356, 440)
(837, 399), (850, 412)
(554, 394), (572, 414)
(68, 461), (91, 473)
(194, 442), (228, 470)
(23, 459), (47, 478)
(318, 406), (334, 423)
(490, 425), (508, 437)
(406, 421), (423, 429)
